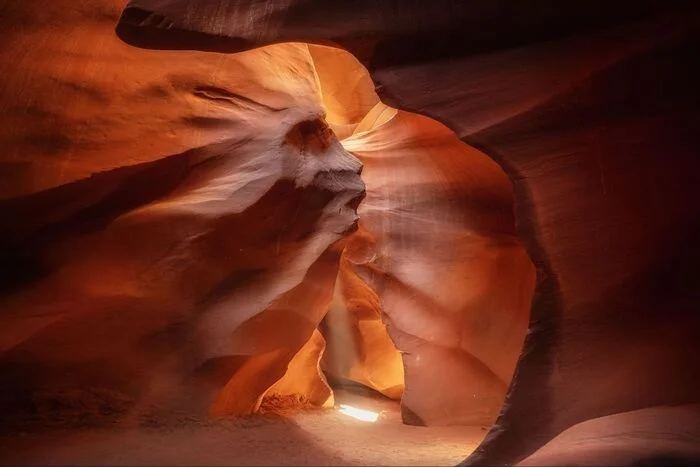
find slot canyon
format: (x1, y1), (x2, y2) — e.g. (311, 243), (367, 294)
(0, 1), (699, 466)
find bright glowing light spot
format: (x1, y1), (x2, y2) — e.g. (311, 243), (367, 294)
(338, 404), (379, 422)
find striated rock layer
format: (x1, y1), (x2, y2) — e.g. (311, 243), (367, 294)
(0, 0), (366, 425)
(0, 0), (533, 434)
(310, 45), (535, 426)
(116, 0), (700, 465)
(338, 105), (534, 426)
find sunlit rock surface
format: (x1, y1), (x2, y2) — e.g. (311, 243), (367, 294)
(312, 46), (534, 426)
(340, 107), (534, 426)
(117, 0), (700, 465)
(4, 0), (699, 464)
(0, 0), (533, 434)
(0, 0), (366, 425)
(321, 251), (406, 402)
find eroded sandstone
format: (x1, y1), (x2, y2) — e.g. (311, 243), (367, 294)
(1, 0), (534, 435)
(115, 0), (700, 465)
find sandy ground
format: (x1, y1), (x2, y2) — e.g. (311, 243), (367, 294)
(0, 389), (485, 466)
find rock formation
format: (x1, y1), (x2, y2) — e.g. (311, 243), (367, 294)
(336, 104), (534, 426)
(0, 0), (533, 436)
(115, 0), (700, 465)
(1, 0), (699, 465)
(0, 0), (367, 425)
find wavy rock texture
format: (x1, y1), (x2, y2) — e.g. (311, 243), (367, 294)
(321, 250), (406, 401)
(308, 45), (534, 426)
(338, 106), (535, 426)
(0, 0), (533, 436)
(0, 0), (366, 425)
(117, 0), (700, 465)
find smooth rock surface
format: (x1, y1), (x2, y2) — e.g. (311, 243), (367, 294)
(0, 0), (533, 437)
(0, 0), (365, 425)
(117, 0), (700, 464)
(341, 107), (534, 426)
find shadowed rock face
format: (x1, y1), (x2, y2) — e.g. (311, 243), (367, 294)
(306, 45), (535, 427)
(0, 0), (533, 436)
(3, 0), (699, 464)
(115, 0), (700, 465)
(336, 107), (535, 427)
(0, 0), (367, 425)
(517, 405), (700, 467)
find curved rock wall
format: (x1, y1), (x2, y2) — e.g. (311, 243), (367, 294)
(303, 46), (535, 426)
(341, 107), (534, 426)
(0, 0), (533, 434)
(0, 0), (365, 425)
(117, 0), (700, 464)
(6, 1), (696, 464)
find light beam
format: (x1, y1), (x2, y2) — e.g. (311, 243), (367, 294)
(338, 404), (380, 422)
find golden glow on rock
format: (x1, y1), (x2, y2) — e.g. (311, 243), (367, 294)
(0, 2), (533, 430)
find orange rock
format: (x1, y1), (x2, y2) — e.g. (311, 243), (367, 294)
(0, 0), (535, 434)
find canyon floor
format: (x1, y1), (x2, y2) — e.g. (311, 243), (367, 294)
(0, 388), (485, 466)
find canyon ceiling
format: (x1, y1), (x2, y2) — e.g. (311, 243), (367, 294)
(1, 0), (700, 466)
